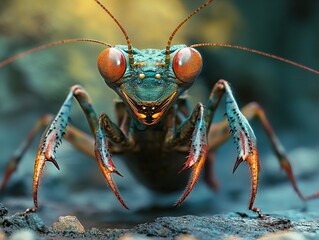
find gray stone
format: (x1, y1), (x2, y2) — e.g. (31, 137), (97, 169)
(117, 234), (154, 240)
(50, 215), (85, 234)
(88, 227), (103, 236)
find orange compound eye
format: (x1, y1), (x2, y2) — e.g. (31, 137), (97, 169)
(173, 47), (202, 83)
(97, 48), (126, 84)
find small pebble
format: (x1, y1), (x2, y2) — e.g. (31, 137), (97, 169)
(258, 231), (306, 240)
(175, 234), (199, 240)
(88, 227), (103, 237)
(118, 234), (152, 240)
(51, 216), (85, 234)
(9, 229), (36, 240)
(0, 228), (6, 240)
(223, 237), (244, 240)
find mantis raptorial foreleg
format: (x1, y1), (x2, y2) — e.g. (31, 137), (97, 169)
(29, 85), (133, 211)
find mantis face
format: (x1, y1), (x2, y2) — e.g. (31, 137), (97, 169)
(98, 45), (202, 125)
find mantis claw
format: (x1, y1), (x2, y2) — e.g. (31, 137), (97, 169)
(245, 149), (262, 217)
(31, 95), (71, 210)
(112, 169), (123, 177)
(47, 158), (60, 170)
(232, 157), (244, 173)
(95, 152), (128, 209)
(33, 151), (50, 210)
(99, 168), (128, 210)
(175, 153), (206, 207)
(95, 119), (128, 209)
(33, 142), (64, 210)
(178, 163), (191, 175)
(176, 103), (208, 206)
(225, 83), (262, 216)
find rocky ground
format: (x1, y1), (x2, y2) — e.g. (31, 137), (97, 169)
(0, 202), (318, 240)
(1, 115), (319, 239)
(1, 1), (319, 239)
(1, 145), (319, 239)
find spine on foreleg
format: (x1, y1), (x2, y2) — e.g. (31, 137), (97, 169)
(224, 84), (257, 169)
(224, 83), (262, 216)
(38, 90), (73, 164)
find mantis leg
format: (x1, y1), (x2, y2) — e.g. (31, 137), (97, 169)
(29, 85), (132, 211)
(164, 79), (261, 216)
(0, 115), (100, 191)
(0, 115), (53, 191)
(165, 102), (208, 206)
(207, 102), (306, 201)
(207, 80), (261, 216)
(305, 190), (319, 200)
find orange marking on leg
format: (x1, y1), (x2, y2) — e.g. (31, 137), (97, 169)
(32, 151), (46, 209)
(176, 145), (207, 206)
(246, 149), (263, 217)
(96, 157), (128, 209)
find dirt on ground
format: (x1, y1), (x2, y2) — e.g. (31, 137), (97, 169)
(0, 202), (319, 240)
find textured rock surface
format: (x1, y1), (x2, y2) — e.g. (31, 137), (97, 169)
(0, 202), (318, 240)
(0, 204), (47, 236)
(130, 213), (319, 240)
(51, 216), (85, 234)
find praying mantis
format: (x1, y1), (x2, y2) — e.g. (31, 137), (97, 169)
(0, 0), (319, 218)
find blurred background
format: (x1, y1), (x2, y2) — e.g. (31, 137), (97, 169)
(0, 0), (319, 229)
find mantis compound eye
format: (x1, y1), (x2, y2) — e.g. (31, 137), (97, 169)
(173, 47), (202, 84)
(97, 48), (126, 84)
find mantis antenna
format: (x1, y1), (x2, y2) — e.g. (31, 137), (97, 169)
(165, 0), (215, 65)
(0, 0), (134, 69)
(94, 0), (134, 65)
(0, 39), (111, 69)
(191, 43), (319, 75)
